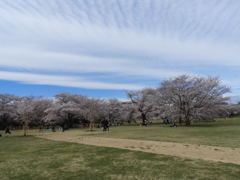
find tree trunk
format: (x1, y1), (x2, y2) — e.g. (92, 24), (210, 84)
(89, 122), (94, 131)
(141, 112), (147, 124)
(0, 114), (9, 130)
(89, 106), (94, 131)
(185, 116), (191, 126)
(67, 114), (74, 128)
(24, 112), (29, 135)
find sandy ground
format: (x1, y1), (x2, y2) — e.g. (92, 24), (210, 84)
(36, 131), (240, 165)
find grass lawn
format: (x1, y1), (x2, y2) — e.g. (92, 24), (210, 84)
(0, 117), (240, 180)
(84, 117), (240, 148)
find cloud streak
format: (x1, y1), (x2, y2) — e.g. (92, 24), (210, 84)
(0, 71), (144, 90)
(0, 0), (240, 98)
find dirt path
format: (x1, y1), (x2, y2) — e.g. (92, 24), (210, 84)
(36, 131), (240, 165)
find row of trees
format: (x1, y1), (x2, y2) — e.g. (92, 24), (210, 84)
(127, 75), (231, 125)
(0, 93), (127, 131)
(0, 75), (238, 131)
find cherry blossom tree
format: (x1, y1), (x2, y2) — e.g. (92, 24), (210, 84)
(14, 96), (38, 135)
(31, 98), (54, 126)
(103, 98), (122, 123)
(120, 102), (137, 124)
(0, 94), (19, 130)
(157, 75), (231, 125)
(126, 88), (156, 125)
(43, 99), (79, 128)
(224, 104), (240, 117)
(43, 93), (103, 131)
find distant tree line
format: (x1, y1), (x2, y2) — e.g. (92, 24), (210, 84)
(0, 75), (237, 132)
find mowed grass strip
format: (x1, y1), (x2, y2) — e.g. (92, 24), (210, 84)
(0, 135), (240, 180)
(82, 117), (240, 148)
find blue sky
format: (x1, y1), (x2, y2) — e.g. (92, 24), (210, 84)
(0, 0), (240, 103)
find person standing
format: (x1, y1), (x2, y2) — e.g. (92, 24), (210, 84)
(5, 125), (11, 136)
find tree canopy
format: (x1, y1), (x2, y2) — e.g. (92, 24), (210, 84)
(157, 75), (231, 125)
(0, 75), (234, 130)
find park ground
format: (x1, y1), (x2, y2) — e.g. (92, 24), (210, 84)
(0, 118), (240, 179)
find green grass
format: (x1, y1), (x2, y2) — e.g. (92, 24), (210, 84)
(83, 117), (240, 148)
(0, 117), (240, 179)
(0, 136), (240, 180)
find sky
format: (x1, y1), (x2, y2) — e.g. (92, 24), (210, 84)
(0, 0), (240, 103)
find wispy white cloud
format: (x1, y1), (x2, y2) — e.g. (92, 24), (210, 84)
(0, 45), (187, 79)
(0, 71), (144, 90)
(0, 0), (240, 96)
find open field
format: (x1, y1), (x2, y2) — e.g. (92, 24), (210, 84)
(0, 118), (240, 179)
(81, 118), (240, 148)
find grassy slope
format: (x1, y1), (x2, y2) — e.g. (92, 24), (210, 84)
(0, 136), (240, 180)
(0, 118), (239, 180)
(84, 118), (240, 148)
